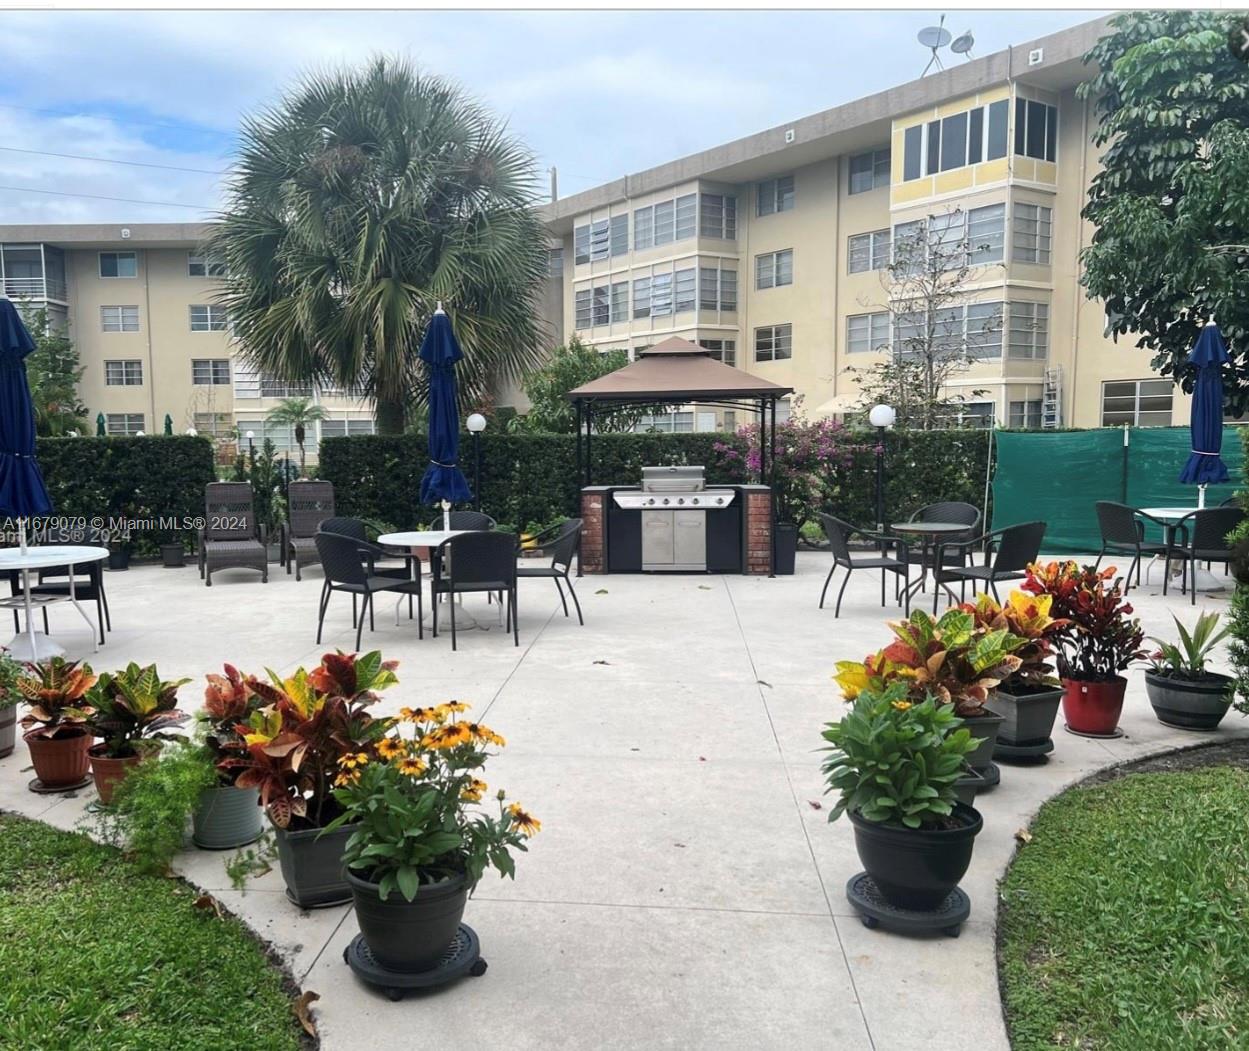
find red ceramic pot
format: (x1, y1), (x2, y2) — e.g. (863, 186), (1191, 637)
(1062, 677), (1127, 735)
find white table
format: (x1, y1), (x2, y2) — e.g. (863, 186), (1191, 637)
(1137, 507), (1225, 593)
(377, 530), (500, 631)
(0, 545), (109, 660)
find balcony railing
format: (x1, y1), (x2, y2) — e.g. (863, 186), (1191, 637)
(2, 277), (68, 302)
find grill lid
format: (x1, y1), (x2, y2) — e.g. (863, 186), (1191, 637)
(641, 465), (706, 492)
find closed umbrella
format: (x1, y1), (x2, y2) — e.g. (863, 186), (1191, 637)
(96, 412), (105, 437)
(1178, 321), (1230, 506)
(163, 413), (173, 436)
(418, 305), (472, 528)
(0, 298), (53, 552)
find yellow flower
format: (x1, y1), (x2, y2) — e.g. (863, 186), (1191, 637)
(396, 757), (427, 777)
(397, 706), (419, 722)
(507, 803), (541, 836)
(377, 736), (405, 760)
(333, 770), (360, 787)
(444, 701), (471, 713)
(467, 723), (506, 747)
(890, 700), (913, 712)
(424, 723), (473, 750)
(339, 751), (371, 770)
(460, 778), (488, 802)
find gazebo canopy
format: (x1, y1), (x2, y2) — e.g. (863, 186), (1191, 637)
(567, 337), (792, 404)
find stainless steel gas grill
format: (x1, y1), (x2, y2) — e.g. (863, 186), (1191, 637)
(610, 466), (737, 571)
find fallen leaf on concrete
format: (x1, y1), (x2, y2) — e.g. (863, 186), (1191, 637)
(674, 842), (686, 848)
(698, 585), (711, 590)
(192, 893), (223, 919)
(293, 991), (320, 1038)
(1015, 828), (1033, 845)
(698, 756), (707, 762)
(756, 679), (772, 688)
(808, 800), (823, 810)
(595, 588), (609, 595)
(593, 659), (610, 665)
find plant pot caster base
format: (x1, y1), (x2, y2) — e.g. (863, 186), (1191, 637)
(27, 775), (91, 794)
(1064, 723), (1124, 741)
(845, 873), (969, 938)
(994, 737), (1054, 763)
(977, 761), (1001, 789)
(342, 924), (487, 1000)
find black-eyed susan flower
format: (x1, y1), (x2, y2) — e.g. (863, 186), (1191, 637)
(467, 724), (506, 747)
(396, 756), (427, 777)
(890, 700), (913, 712)
(507, 803), (541, 835)
(444, 701), (470, 713)
(460, 778), (487, 802)
(376, 736), (405, 760)
(333, 769), (360, 787)
(424, 723), (473, 749)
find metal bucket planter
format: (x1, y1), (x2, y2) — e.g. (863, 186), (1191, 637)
(985, 685), (1064, 745)
(1144, 671), (1234, 732)
(192, 785), (263, 850)
(0, 707), (16, 759)
(272, 820), (358, 908)
(347, 870), (470, 973)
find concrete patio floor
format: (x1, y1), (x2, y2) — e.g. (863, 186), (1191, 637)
(2, 549), (1246, 1050)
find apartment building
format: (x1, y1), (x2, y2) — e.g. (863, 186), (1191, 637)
(0, 224), (376, 460)
(537, 14), (1187, 432)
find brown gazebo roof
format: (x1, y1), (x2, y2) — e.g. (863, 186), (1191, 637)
(567, 337), (792, 403)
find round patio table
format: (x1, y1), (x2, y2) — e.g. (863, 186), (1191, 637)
(890, 522), (972, 606)
(377, 530), (497, 631)
(0, 545), (108, 661)
(1136, 507), (1225, 593)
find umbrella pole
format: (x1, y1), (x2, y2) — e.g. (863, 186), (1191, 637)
(442, 499), (451, 531)
(1199, 484), (1206, 510)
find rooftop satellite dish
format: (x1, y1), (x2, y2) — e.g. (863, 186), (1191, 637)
(951, 30), (975, 59)
(918, 15), (952, 75)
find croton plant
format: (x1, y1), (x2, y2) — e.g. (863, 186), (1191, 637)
(962, 591), (1068, 692)
(86, 662), (191, 759)
(835, 607), (1024, 717)
(217, 650), (398, 829)
(17, 657), (97, 740)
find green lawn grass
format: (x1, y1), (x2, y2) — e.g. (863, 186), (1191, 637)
(0, 813), (305, 1051)
(999, 767), (1249, 1050)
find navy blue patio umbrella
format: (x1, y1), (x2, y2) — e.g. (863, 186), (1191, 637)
(0, 298), (53, 551)
(1178, 321), (1230, 502)
(418, 306), (473, 527)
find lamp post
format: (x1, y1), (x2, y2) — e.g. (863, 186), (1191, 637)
(466, 412), (487, 513)
(868, 404), (896, 549)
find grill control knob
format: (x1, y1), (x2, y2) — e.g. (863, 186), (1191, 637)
(691, 498), (699, 505)
(663, 498), (670, 505)
(677, 498), (685, 505)
(715, 497), (724, 505)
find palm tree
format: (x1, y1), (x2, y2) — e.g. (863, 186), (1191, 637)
(265, 396), (328, 476)
(210, 58), (550, 434)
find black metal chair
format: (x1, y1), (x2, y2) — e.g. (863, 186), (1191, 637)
(931, 521), (1047, 610)
(1093, 502), (1175, 593)
(432, 532), (519, 650)
(816, 513), (911, 617)
(283, 480), (335, 580)
(905, 501), (981, 580)
(7, 525), (111, 646)
(313, 532), (423, 649)
(426, 511), (496, 531)
(1170, 507), (1244, 604)
(516, 519), (583, 624)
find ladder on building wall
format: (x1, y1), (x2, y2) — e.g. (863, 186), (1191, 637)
(1041, 366), (1063, 429)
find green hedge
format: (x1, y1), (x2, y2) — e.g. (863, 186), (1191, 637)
(33, 435), (217, 554)
(320, 430), (990, 532)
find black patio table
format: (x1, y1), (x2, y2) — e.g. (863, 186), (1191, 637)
(890, 521), (971, 607)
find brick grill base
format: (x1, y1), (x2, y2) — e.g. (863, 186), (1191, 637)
(579, 492), (606, 573)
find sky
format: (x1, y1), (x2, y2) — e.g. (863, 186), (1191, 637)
(0, 8), (1103, 225)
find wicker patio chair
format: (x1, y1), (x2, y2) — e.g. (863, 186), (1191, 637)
(199, 482), (267, 586)
(932, 521), (1047, 610)
(282, 480), (335, 580)
(1169, 507), (1245, 604)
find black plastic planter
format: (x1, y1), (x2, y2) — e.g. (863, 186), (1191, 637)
(985, 685), (1063, 745)
(272, 821), (357, 908)
(963, 711), (1003, 774)
(849, 803), (982, 911)
(107, 547), (130, 571)
(192, 785), (263, 850)
(772, 522), (798, 575)
(159, 544), (186, 568)
(347, 870), (470, 973)
(1144, 670), (1234, 731)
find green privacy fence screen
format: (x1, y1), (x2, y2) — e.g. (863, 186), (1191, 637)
(991, 427), (1244, 554)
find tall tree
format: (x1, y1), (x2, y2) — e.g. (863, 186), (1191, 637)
(1081, 11), (1249, 411)
(19, 307), (88, 437)
(265, 396), (327, 476)
(519, 338), (649, 433)
(844, 210), (998, 429)
(211, 58), (550, 434)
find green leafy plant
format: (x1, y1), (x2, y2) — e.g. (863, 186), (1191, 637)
(225, 832), (277, 891)
(834, 607), (1024, 717)
(962, 590), (1068, 690)
(17, 657), (97, 739)
(86, 663), (191, 759)
(18, 306), (89, 437)
(821, 684), (979, 828)
(0, 648), (22, 710)
(519, 337), (657, 433)
(1147, 611), (1231, 681)
(326, 701), (536, 901)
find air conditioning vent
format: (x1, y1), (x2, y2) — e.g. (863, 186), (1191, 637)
(784, 128), (796, 144)
(1028, 47), (1044, 66)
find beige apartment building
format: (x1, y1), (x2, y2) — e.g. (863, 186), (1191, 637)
(0, 224), (376, 460)
(537, 14), (1187, 433)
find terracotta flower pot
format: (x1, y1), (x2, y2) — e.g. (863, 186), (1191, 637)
(88, 746), (151, 805)
(25, 730), (93, 789)
(1062, 676), (1127, 736)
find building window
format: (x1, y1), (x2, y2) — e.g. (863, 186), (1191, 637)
(1102, 379), (1173, 427)
(189, 304), (228, 331)
(699, 194), (737, 239)
(188, 253), (226, 277)
(547, 248), (564, 276)
(892, 205), (1005, 271)
(259, 375), (313, 397)
(104, 360), (143, 386)
(636, 411), (694, 433)
(757, 175), (795, 216)
(846, 312), (889, 354)
(966, 302), (1005, 359)
(106, 413), (144, 435)
(755, 250), (793, 290)
(633, 194), (697, 251)
(901, 99), (1009, 182)
(697, 338), (737, 367)
(1008, 400), (1043, 429)
(192, 359), (231, 385)
(1012, 203), (1053, 264)
(849, 148), (891, 194)
(1014, 98), (1058, 163)
(895, 303), (1004, 360)
(193, 412), (232, 438)
(674, 269), (696, 313)
(100, 305), (139, 332)
(754, 324), (792, 362)
(1008, 302), (1049, 359)
(946, 402), (996, 429)
(649, 273), (674, 317)
(574, 214), (629, 264)
(698, 266), (737, 312)
(967, 203), (1005, 264)
(320, 419), (376, 438)
(98, 252), (137, 278)
(575, 281), (629, 328)
(848, 229), (891, 273)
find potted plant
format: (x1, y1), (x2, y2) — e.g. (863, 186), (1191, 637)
(193, 663), (267, 849)
(1023, 562), (1146, 737)
(217, 650), (397, 908)
(326, 701), (536, 973)
(85, 662), (191, 805)
(970, 591), (1069, 746)
(107, 541), (131, 571)
(159, 542), (186, 568)
(17, 657), (97, 791)
(835, 607), (1023, 782)
(1144, 611), (1234, 731)
(0, 647), (22, 758)
(822, 683), (982, 912)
